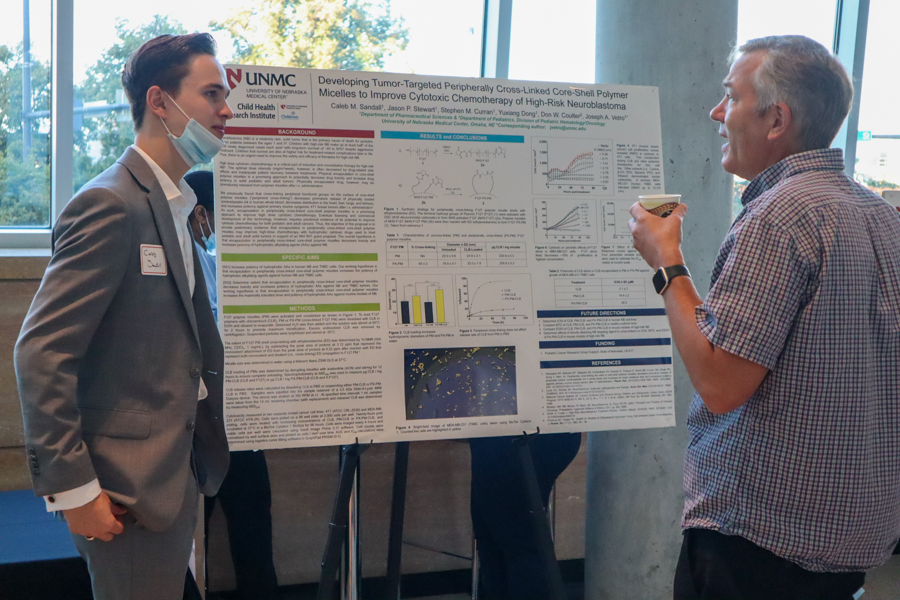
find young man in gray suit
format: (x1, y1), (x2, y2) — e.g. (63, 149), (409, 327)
(15, 33), (233, 600)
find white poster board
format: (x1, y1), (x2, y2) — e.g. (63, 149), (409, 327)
(216, 66), (675, 450)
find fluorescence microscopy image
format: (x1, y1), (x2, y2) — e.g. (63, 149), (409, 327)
(405, 346), (517, 420)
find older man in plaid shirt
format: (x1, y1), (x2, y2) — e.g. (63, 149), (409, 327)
(630, 35), (900, 600)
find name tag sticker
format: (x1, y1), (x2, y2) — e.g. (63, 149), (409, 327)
(141, 244), (167, 276)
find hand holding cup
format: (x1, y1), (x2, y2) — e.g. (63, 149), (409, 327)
(629, 194), (687, 270)
(637, 194), (682, 217)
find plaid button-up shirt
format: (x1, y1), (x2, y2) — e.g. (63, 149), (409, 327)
(682, 148), (900, 572)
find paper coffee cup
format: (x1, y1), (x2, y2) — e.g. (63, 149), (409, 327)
(639, 194), (682, 218)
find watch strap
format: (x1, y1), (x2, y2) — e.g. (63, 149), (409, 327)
(653, 265), (691, 294)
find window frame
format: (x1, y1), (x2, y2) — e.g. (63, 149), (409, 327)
(0, 0), (72, 251)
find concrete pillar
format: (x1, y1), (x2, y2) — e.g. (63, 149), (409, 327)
(585, 2), (737, 598)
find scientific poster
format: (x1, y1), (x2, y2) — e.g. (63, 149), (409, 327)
(216, 66), (675, 450)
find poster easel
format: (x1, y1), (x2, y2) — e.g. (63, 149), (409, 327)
(363, 432), (564, 600)
(317, 442), (368, 600)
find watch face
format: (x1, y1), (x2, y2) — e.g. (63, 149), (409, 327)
(653, 268), (667, 294)
(653, 266), (690, 294)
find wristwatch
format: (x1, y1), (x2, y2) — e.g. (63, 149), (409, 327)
(652, 265), (691, 295)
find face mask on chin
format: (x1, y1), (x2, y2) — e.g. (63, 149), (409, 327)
(159, 92), (225, 167)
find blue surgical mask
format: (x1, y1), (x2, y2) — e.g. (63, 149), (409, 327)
(203, 232), (216, 256)
(160, 93), (225, 167)
(199, 207), (216, 256)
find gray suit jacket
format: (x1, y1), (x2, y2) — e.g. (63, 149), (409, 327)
(15, 148), (229, 532)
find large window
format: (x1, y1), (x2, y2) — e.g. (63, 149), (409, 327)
(737, 0), (837, 49)
(853, 0), (900, 194)
(0, 1), (52, 228)
(507, 0), (595, 83)
(733, 0), (838, 216)
(69, 0), (483, 201)
(382, 0), (484, 77)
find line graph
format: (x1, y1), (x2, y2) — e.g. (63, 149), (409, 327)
(532, 137), (614, 194)
(534, 198), (597, 243)
(601, 200), (636, 243)
(458, 274), (533, 325)
(547, 151), (593, 182)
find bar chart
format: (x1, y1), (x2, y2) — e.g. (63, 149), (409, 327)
(388, 275), (455, 327)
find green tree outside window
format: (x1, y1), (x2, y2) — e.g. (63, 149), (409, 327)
(1, 1), (408, 229)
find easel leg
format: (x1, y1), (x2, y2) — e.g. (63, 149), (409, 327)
(384, 441), (410, 600)
(183, 569), (203, 600)
(343, 455), (361, 600)
(471, 537), (479, 600)
(317, 443), (367, 600)
(514, 432), (567, 600)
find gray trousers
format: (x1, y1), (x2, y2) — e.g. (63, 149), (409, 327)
(72, 477), (199, 600)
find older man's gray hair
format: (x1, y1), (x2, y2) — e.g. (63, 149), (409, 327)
(734, 35), (853, 152)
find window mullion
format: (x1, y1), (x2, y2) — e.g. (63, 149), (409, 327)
(832, 0), (871, 176)
(481, 0), (512, 78)
(51, 0), (74, 226)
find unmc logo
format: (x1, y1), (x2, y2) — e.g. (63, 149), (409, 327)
(227, 68), (242, 90)
(246, 72), (297, 87)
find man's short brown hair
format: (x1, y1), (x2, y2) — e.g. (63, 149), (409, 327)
(121, 33), (217, 129)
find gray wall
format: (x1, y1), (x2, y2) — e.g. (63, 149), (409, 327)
(0, 257), (46, 491)
(585, 6), (737, 598)
(584, 4), (736, 598)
